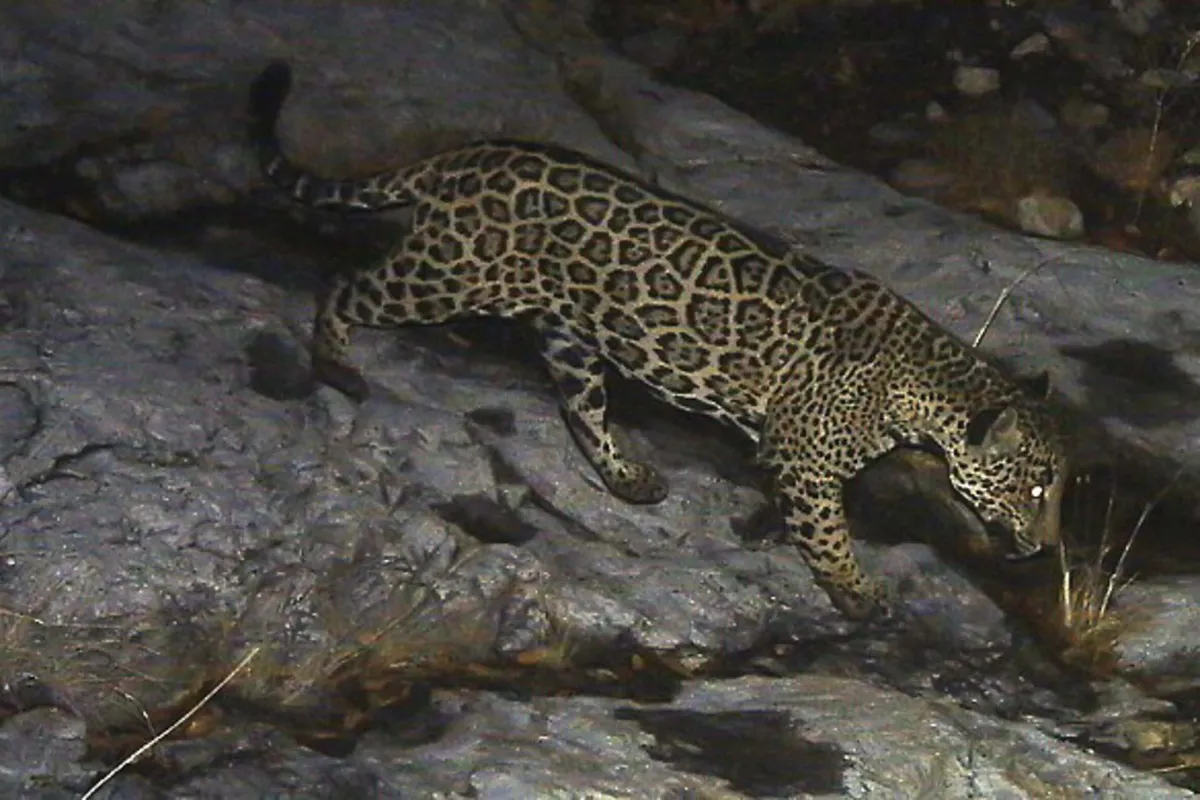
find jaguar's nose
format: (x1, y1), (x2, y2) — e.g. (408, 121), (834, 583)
(1005, 541), (1048, 561)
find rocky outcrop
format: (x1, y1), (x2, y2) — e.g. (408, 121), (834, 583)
(0, 0), (1197, 796)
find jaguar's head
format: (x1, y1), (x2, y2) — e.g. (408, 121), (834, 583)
(944, 374), (1069, 560)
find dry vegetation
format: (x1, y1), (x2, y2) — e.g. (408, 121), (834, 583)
(924, 109), (1078, 227)
(1044, 465), (1183, 676)
(0, 557), (686, 790)
(1050, 494), (1148, 676)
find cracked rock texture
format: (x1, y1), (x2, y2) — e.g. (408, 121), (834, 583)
(0, 0), (1198, 797)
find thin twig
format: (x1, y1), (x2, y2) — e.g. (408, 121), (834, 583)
(1058, 537), (1075, 628)
(1135, 100), (1166, 226)
(972, 257), (1060, 348)
(81, 647), (261, 800)
(1135, 32), (1200, 225)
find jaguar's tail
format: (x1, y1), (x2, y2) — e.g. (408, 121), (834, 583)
(247, 60), (419, 212)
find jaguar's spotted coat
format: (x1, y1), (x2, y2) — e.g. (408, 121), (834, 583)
(248, 61), (1069, 619)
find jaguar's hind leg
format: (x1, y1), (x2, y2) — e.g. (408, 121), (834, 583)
(533, 314), (668, 504)
(310, 246), (471, 402)
(311, 268), (377, 402)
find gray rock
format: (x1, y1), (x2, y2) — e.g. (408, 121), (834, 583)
(1010, 33), (1052, 60)
(0, 707), (90, 795)
(1115, 574), (1200, 695)
(1015, 194), (1086, 240)
(1167, 173), (1200, 207)
(0, 0), (1196, 796)
(953, 65), (1001, 97)
(1059, 97), (1111, 133)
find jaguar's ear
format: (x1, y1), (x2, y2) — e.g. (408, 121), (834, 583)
(966, 405), (1021, 456)
(1018, 370), (1051, 401)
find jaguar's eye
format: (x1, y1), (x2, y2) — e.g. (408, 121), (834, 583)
(1031, 485), (1045, 502)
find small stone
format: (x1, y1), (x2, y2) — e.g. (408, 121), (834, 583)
(1059, 97), (1110, 133)
(1015, 193), (1084, 240)
(1167, 174), (1200, 208)
(1010, 33), (1051, 60)
(925, 100), (949, 123)
(953, 65), (1001, 97)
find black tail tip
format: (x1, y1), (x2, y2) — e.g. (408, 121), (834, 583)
(248, 59), (293, 125)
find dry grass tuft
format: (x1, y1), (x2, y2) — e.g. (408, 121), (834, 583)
(1051, 470), (1179, 675)
(1054, 544), (1138, 676)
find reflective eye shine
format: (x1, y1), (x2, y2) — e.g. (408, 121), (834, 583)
(1031, 485), (1045, 500)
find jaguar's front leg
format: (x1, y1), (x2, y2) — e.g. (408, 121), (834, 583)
(766, 462), (891, 620)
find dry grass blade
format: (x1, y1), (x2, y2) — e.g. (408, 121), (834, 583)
(1057, 542), (1130, 672)
(1057, 468), (1182, 672)
(81, 647), (261, 800)
(1100, 467), (1183, 613)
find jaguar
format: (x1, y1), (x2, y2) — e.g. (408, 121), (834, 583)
(247, 60), (1069, 619)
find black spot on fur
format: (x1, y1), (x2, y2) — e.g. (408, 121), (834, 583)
(582, 171), (615, 193)
(510, 155), (547, 180)
(966, 407), (1005, 447)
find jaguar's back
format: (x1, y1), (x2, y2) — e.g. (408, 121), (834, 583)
(248, 60), (1069, 620)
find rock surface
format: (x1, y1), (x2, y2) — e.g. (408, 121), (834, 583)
(0, 0), (1197, 796)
